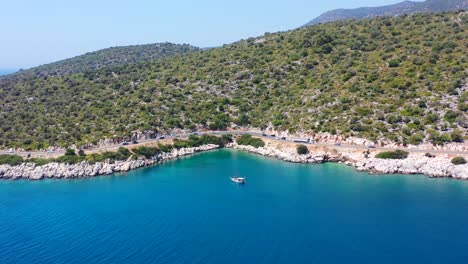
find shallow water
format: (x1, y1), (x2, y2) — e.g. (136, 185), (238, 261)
(1, 149), (468, 264)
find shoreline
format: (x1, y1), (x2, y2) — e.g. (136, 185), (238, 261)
(228, 142), (468, 180)
(1, 142), (467, 181)
(0, 145), (220, 180)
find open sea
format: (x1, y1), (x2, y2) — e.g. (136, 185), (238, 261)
(1, 149), (467, 264)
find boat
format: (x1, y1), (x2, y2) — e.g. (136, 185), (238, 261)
(230, 177), (246, 184)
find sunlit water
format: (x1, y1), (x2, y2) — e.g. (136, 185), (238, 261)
(1, 149), (468, 264)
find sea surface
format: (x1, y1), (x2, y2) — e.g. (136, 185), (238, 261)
(0, 69), (17, 76)
(1, 149), (468, 264)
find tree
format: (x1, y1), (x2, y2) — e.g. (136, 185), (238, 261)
(296, 144), (309, 155)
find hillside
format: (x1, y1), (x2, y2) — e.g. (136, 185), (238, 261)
(0, 12), (467, 149)
(304, 0), (468, 26)
(4, 42), (199, 78)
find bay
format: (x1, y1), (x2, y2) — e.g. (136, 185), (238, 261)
(1, 149), (467, 263)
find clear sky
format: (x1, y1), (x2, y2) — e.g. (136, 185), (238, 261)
(0, 0), (417, 69)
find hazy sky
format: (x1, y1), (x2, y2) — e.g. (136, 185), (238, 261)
(0, 0), (418, 69)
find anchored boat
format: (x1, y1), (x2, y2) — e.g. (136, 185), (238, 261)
(230, 177), (246, 184)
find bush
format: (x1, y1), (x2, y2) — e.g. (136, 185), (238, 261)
(29, 158), (53, 166)
(65, 148), (76, 156)
(236, 134), (265, 148)
(0, 155), (24, 166)
(296, 144), (309, 155)
(388, 59), (400, 67)
(55, 154), (85, 164)
(117, 147), (131, 159)
(375, 150), (409, 159)
(451, 156), (467, 165)
(132, 146), (160, 159)
(450, 130), (464, 143)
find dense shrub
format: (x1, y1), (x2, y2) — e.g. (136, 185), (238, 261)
(174, 134), (233, 149)
(28, 158), (52, 166)
(55, 155), (85, 164)
(296, 144), (309, 155)
(450, 130), (464, 143)
(375, 150), (409, 159)
(451, 156), (467, 165)
(388, 59), (400, 67)
(236, 134), (265, 148)
(65, 148), (76, 156)
(132, 146), (161, 159)
(0, 155), (24, 166)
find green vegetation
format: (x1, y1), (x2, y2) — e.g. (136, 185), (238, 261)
(451, 156), (467, 165)
(236, 134), (265, 148)
(0, 155), (24, 166)
(1, 12), (467, 149)
(375, 150), (409, 159)
(296, 144), (309, 155)
(173, 134), (233, 149)
(0, 135), (228, 166)
(11, 43), (199, 77)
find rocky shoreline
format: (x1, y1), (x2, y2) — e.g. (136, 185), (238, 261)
(228, 143), (468, 180)
(0, 145), (220, 180)
(1, 143), (467, 180)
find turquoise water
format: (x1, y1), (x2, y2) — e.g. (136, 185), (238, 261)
(1, 149), (468, 263)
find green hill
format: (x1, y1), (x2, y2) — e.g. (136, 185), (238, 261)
(0, 12), (466, 149)
(6, 42), (199, 78)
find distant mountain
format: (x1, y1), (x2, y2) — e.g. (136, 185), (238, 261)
(8, 43), (199, 78)
(304, 0), (468, 26)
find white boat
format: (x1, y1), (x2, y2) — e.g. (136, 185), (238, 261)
(230, 177), (246, 184)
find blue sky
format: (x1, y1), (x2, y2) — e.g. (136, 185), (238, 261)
(0, 0), (417, 69)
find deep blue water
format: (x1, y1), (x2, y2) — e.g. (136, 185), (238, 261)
(1, 149), (468, 264)
(0, 69), (17, 76)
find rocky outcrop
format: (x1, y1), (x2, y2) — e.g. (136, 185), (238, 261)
(0, 145), (219, 180)
(353, 156), (468, 179)
(228, 143), (468, 180)
(228, 143), (343, 163)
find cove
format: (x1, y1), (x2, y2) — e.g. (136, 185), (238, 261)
(1, 149), (468, 264)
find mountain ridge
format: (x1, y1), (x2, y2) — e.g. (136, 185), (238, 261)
(3, 42), (200, 79)
(304, 0), (468, 26)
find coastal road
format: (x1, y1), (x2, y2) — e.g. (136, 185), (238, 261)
(1, 130), (467, 157)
